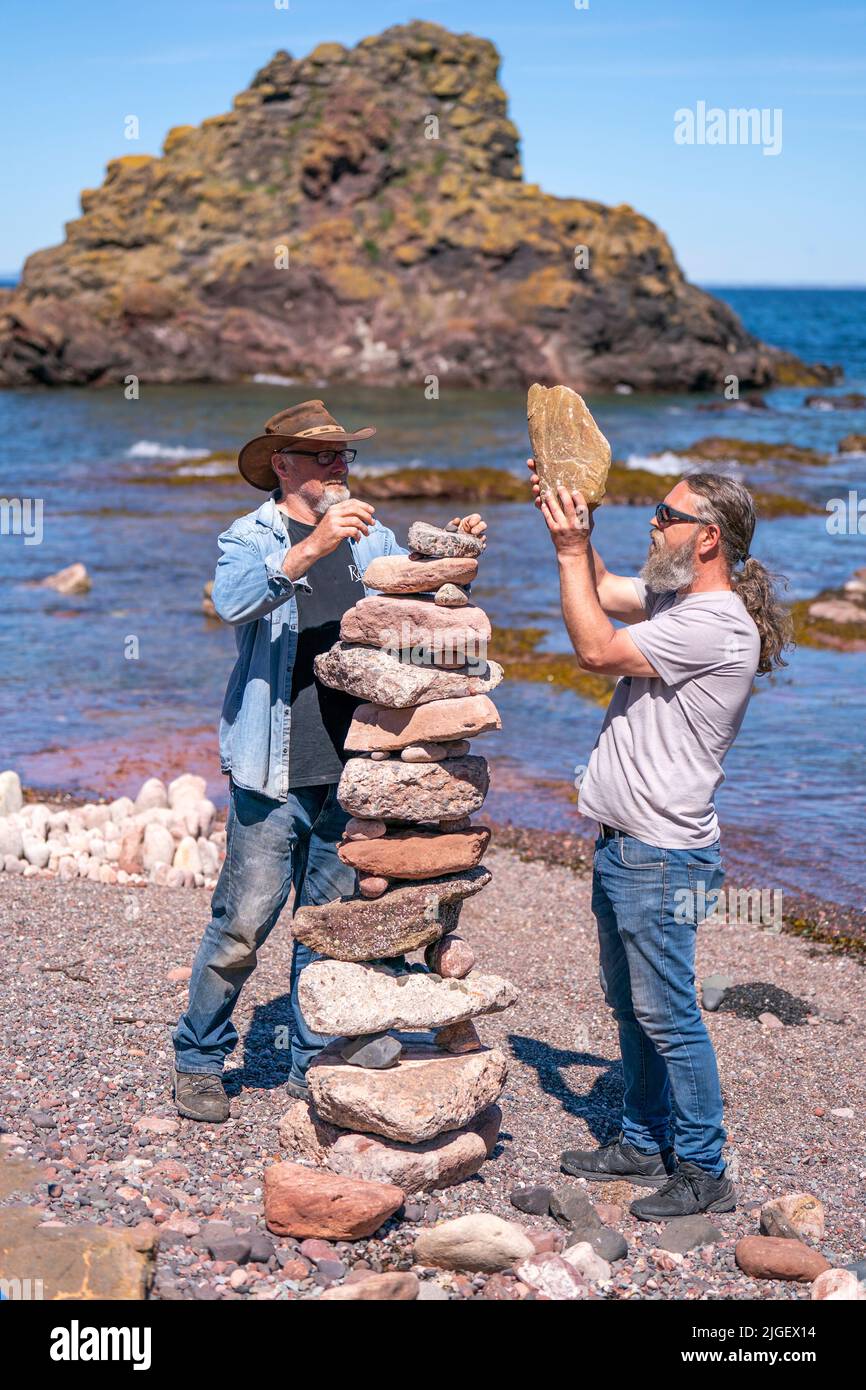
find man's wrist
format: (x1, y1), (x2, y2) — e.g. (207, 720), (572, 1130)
(282, 533), (318, 580)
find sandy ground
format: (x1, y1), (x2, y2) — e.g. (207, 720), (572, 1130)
(1, 846), (863, 1301)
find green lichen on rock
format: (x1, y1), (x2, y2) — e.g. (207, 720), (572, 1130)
(0, 21), (835, 391)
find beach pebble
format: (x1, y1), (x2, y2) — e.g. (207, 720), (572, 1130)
(358, 874), (389, 899)
(0, 820), (24, 860)
(434, 584), (469, 608)
(0, 770), (24, 817)
(343, 818), (387, 841)
(401, 741), (469, 762)
(143, 822), (174, 871)
(173, 837), (202, 876)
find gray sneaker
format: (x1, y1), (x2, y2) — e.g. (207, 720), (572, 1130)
(173, 1068), (231, 1123)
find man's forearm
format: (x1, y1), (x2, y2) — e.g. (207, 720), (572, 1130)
(281, 534), (318, 582)
(558, 550), (617, 667)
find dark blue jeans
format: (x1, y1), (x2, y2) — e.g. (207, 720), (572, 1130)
(592, 830), (727, 1175)
(173, 781), (355, 1084)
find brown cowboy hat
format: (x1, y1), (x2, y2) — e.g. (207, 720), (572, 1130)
(238, 400), (377, 491)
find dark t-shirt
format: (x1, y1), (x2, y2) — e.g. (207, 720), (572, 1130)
(286, 516), (365, 788)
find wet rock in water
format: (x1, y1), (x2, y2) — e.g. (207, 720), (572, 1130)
(346, 694), (500, 751)
(701, 973), (733, 1011)
(527, 383), (611, 506)
(338, 753), (489, 822)
(400, 740), (469, 762)
(319, 1272), (420, 1300)
(363, 554), (478, 594)
(0, 770), (24, 817)
(735, 1235), (832, 1282)
(292, 866), (491, 961)
(424, 934), (476, 979)
(39, 561), (92, 594)
(299, 959), (517, 1035)
(263, 1162), (404, 1240)
(340, 1033), (403, 1070)
(358, 874), (389, 898)
(339, 827), (490, 880)
(435, 583), (469, 607)
(308, 1044), (508, 1143)
(435, 1019), (483, 1053)
(0, 1205), (155, 1299)
(656, 1215), (723, 1254)
(760, 1193), (825, 1242)
(315, 642), (502, 708)
(510, 1185), (553, 1217)
(414, 1214), (535, 1272)
(839, 433), (866, 454)
(407, 521), (484, 560)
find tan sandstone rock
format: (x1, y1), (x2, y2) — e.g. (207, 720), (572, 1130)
(308, 1045), (507, 1143)
(414, 1213), (535, 1272)
(337, 753), (489, 822)
(263, 1162), (403, 1239)
(527, 383), (611, 506)
(363, 554), (478, 593)
(346, 694), (501, 751)
(338, 827), (490, 879)
(315, 642), (502, 708)
(299, 960), (517, 1035)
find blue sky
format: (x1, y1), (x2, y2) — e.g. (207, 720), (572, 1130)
(1, 0), (864, 283)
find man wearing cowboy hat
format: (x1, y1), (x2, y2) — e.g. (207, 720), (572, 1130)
(172, 400), (487, 1121)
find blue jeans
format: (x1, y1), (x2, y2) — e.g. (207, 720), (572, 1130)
(173, 781), (355, 1084)
(592, 830), (727, 1175)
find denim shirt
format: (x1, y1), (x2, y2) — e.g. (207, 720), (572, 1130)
(213, 495), (407, 801)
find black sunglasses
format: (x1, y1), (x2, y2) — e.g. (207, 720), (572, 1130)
(281, 448), (357, 467)
(654, 502), (705, 527)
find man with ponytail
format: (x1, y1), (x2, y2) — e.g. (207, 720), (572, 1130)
(529, 462), (791, 1219)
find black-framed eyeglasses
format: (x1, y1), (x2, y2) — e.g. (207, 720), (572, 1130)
(654, 502), (705, 528)
(281, 448), (357, 467)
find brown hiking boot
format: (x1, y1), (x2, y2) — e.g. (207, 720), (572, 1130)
(173, 1068), (230, 1123)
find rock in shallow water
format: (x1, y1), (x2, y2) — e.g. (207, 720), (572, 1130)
(346, 694), (501, 751)
(292, 866), (491, 961)
(338, 827), (490, 879)
(407, 521), (485, 559)
(363, 554), (478, 593)
(315, 643), (502, 708)
(298, 960), (518, 1036)
(308, 1044), (508, 1143)
(338, 754), (489, 822)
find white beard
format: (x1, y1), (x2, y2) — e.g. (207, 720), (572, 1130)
(312, 483), (350, 516)
(640, 531), (698, 592)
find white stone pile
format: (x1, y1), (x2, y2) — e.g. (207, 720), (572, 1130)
(0, 770), (224, 888)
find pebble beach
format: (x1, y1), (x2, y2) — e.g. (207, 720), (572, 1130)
(2, 806), (863, 1301)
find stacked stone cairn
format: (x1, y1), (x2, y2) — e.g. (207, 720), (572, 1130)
(277, 521), (519, 1203)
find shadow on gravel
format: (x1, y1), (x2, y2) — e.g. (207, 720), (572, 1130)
(509, 1033), (625, 1144)
(235, 994), (297, 1092)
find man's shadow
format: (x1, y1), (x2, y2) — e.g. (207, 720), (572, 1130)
(509, 1033), (626, 1146)
(229, 994), (297, 1094)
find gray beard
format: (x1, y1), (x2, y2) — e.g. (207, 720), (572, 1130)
(312, 483), (350, 517)
(640, 534), (698, 592)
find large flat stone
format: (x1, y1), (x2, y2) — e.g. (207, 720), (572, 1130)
(338, 754), (489, 822)
(527, 382), (611, 506)
(363, 554), (478, 593)
(341, 595), (490, 652)
(339, 827), (490, 879)
(263, 1162), (404, 1240)
(279, 1099), (502, 1193)
(299, 961), (518, 1035)
(308, 1044), (508, 1143)
(292, 866), (491, 961)
(0, 1204), (156, 1299)
(315, 643), (502, 708)
(346, 694), (501, 752)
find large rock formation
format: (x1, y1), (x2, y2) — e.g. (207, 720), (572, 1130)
(0, 22), (832, 390)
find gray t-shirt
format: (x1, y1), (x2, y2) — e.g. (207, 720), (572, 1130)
(578, 580), (760, 849)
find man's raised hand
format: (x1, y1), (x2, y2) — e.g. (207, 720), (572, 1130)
(310, 499), (376, 556)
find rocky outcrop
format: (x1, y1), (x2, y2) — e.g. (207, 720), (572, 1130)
(0, 22), (833, 390)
